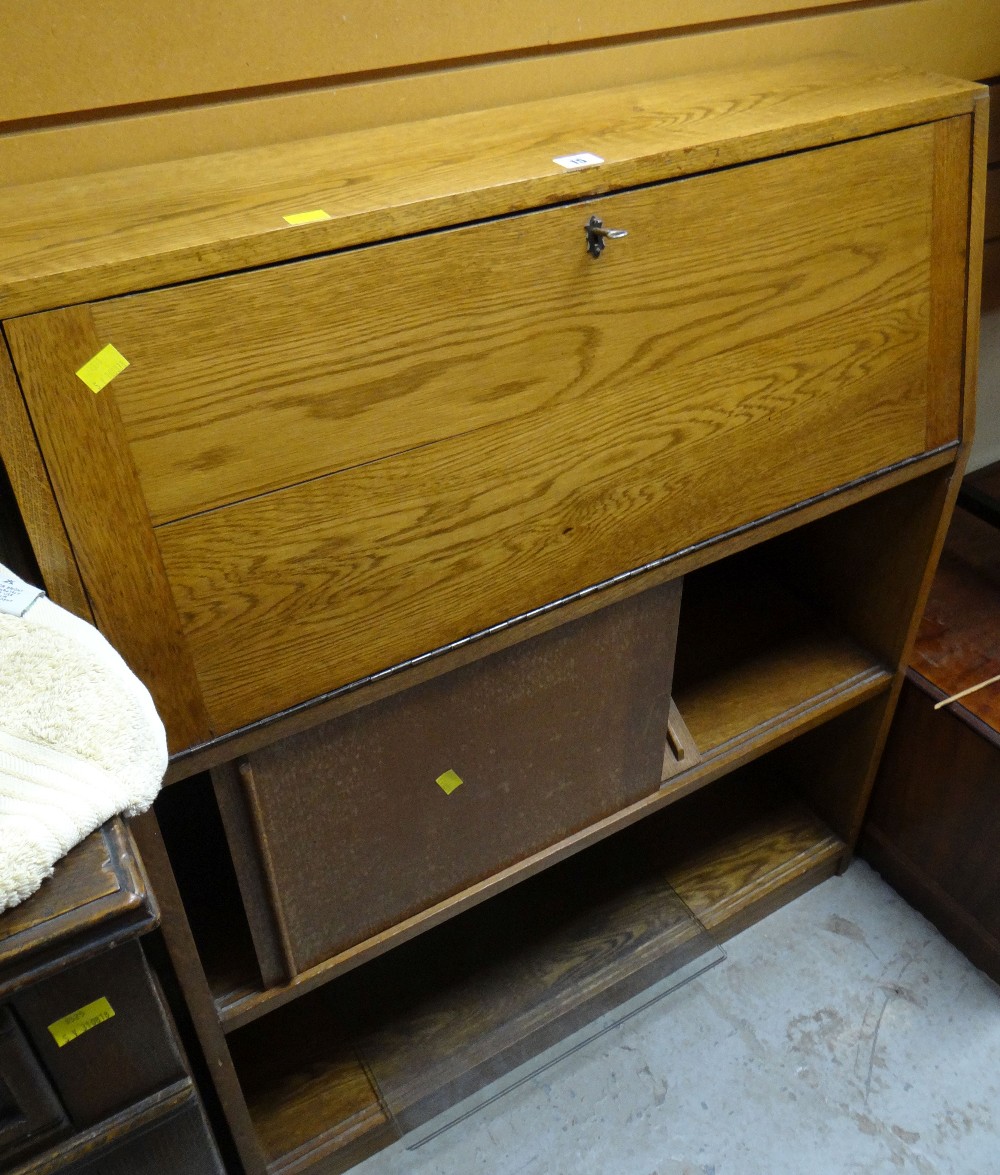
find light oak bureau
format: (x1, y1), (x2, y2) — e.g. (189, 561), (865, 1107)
(0, 56), (988, 1173)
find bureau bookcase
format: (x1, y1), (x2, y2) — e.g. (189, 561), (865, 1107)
(0, 57), (987, 1173)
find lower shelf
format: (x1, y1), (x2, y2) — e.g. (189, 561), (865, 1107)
(227, 765), (844, 1174)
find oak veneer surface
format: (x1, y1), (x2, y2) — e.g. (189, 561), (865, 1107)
(6, 118), (964, 740)
(154, 116), (945, 733)
(62, 124), (944, 526)
(0, 58), (981, 318)
(0, 61), (980, 750)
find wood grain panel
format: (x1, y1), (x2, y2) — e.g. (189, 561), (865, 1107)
(100, 119), (941, 523)
(155, 127), (938, 733)
(2, 308), (212, 752)
(0, 58), (980, 317)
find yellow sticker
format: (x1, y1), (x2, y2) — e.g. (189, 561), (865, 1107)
(282, 209), (331, 226)
(75, 344), (129, 394)
(48, 997), (115, 1047)
(435, 769), (464, 795)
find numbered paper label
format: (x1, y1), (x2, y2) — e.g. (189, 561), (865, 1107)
(553, 152), (605, 170)
(48, 997), (116, 1047)
(76, 344), (129, 393)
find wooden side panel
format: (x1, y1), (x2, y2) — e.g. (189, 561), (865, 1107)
(210, 762), (292, 988)
(155, 128), (939, 732)
(863, 678), (1000, 984)
(0, 339), (91, 618)
(3, 307), (212, 753)
(956, 92), (990, 452)
(926, 115), (974, 449)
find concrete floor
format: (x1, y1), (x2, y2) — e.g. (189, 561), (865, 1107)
(355, 861), (1000, 1174)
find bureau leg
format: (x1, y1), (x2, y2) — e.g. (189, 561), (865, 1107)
(130, 810), (267, 1175)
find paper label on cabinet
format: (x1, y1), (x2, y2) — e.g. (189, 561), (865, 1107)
(76, 344), (129, 393)
(283, 209), (332, 225)
(436, 769), (464, 795)
(0, 564), (44, 617)
(553, 152), (604, 170)
(48, 997), (116, 1047)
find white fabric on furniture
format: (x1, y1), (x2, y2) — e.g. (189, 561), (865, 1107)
(0, 571), (166, 912)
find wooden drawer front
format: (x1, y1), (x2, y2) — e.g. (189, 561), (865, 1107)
(6, 120), (968, 740)
(220, 582), (681, 977)
(0, 1006), (69, 1166)
(11, 944), (187, 1127)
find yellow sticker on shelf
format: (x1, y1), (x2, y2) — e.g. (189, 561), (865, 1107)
(435, 769), (464, 795)
(282, 209), (331, 226)
(48, 996), (116, 1047)
(75, 344), (129, 393)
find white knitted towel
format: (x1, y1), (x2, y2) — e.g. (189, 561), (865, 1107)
(0, 569), (167, 912)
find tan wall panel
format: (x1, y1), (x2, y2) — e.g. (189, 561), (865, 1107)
(0, 0), (869, 125)
(1, 0), (999, 184)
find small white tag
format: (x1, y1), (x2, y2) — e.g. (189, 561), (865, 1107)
(553, 152), (605, 171)
(0, 565), (45, 617)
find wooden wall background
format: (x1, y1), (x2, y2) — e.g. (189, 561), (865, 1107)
(0, 0), (997, 183)
(1, 0), (999, 462)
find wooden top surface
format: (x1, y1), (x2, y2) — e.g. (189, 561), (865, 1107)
(0, 55), (983, 318)
(911, 493), (1000, 734)
(0, 819), (156, 998)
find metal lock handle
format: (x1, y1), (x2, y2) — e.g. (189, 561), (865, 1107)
(585, 214), (628, 258)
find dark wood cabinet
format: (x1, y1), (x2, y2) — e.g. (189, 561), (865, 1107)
(0, 821), (224, 1174)
(863, 480), (1000, 983)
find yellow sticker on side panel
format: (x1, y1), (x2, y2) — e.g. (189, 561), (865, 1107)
(75, 344), (129, 393)
(48, 996), (116, 1047)
(282, 209), (331, 226)
(435, 769), (464, 795)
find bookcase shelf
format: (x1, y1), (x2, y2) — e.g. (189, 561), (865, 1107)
(226, 763), (841, 1173)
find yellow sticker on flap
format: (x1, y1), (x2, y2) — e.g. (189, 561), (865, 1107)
(48, 996), (115, 1047)
(435, 769), (463, 795)
(283, 209), (331, 226)
(76, 344), (129, 394)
